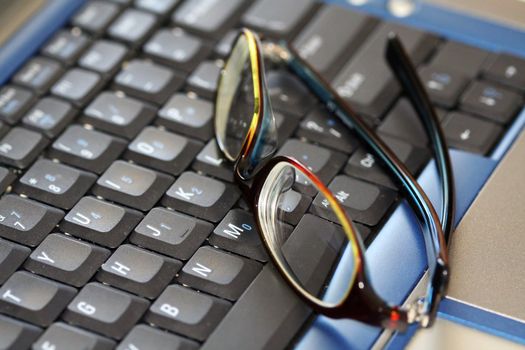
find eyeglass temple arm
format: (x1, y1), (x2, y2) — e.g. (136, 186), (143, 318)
(279, 40), (449, 326)
(385, 33), (456, 242)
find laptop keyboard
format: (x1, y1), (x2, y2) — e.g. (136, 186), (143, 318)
(0, 0), (524, 349)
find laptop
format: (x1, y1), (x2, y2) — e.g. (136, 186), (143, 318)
(0, 0), (523, 349)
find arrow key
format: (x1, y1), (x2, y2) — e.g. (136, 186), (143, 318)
(460, 80), (522, 124)
(443, 111), (503, 155)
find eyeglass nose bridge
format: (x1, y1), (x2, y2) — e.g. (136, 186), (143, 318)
(235, 94), (279, 181)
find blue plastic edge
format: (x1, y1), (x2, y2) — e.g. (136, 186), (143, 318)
(0, 0), (86, 85)
(325, 0), (525, 59)
(491, 108), (525, 161)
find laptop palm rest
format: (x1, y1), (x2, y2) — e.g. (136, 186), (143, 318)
(447, 128), (525, 322)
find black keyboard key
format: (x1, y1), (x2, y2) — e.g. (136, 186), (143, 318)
(284, 214), (349, 289)
(108, 8), (157, 46)
(0, 315), (41, 349)
(35, 322), (116, 350)
(163, 171), (240, 222)
(146, 285), (231, 341)
(346, 133), (429, 189)
(277, 139), (347, 196)
(378, 98), (446, 147)
(0, 127), (48, 169)
(63, 282), (149, 340)
(42, 30), (90, 65)
(267, 70), (315, 119)
(97, 244), (181, 298)
(333, 23), (439, 120)
(125, 126), (203, 175)
(186, 60), (222, 100)
(418, 65), (470, 108)
(144, 28), (210, 72)
(50, 125), (127, 174)
(135, 0), (180, 15)
(242, 0), (316, 39)
(0, 238), (30, 285)
(209, 209), (272, 262)
(83, 91), (156, 139)
(93, 160), (173, 211)
(0, 166), (16, 194)
(79, 40), (128, 77)
(178, 246), (261, 301)
(203, 214), (343, 350)
(61, 196), (143, 248)
(274, 110), (299, 145)
(311, 175), (396, 226)
(51, 68), (103, 106)
(344, 148), (396, 190)
(131, 207), (213, 260)
(460, 80), (522, 124)
(118, 324), (198, 350)
(430, 41), (489, 78)
(0, 122), (9, 140)
(380, 134), (430, 174)
(114, 59), (184, 104)
(25, 233), (110, 287)
(483, 52), (525, 92)
(276, 189), (311, 226)
(72, 1), (120, 35)
(157, 93), (214, 141)
(12, 57), (63, 95)
(172, 0), (245, 38)
(16, 159), (96, 210)
(0, 85), (35, 125)
(22, 97), (77, 138)
(0, 195), (64, 247)
(442, 112), (503, 155)
(292, 5), (377, 79)
(0, 271), (76, 327)
(215, 30), (238, 57)
(297, 107), (359, 153)
(192, 139), (234, 182)
(203, 265), (308, 350)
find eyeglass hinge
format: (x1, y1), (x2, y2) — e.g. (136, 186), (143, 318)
(261, 42), (291, 63)
(406, 297), (430, 328)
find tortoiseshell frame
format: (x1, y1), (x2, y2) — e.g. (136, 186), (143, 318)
(215, 28), (448, 332)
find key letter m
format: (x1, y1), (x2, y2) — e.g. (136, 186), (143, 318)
(223, 223), (245, 239)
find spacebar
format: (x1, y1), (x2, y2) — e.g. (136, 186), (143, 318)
(202, 264), (311, 350)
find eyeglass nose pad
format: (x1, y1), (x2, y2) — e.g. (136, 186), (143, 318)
(236, 113), (278, 180)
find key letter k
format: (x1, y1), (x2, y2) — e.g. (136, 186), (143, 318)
(175, 187), (194, 201)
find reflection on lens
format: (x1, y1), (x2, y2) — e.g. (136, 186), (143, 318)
(215, 34), (254, 161)
(215, 31), (277, 178)
(257, 161), (359, 306)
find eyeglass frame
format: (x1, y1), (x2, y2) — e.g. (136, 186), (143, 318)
(214, 28), (454, 331)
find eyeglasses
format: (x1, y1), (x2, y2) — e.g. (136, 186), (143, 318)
(214, 28), (454, 331)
